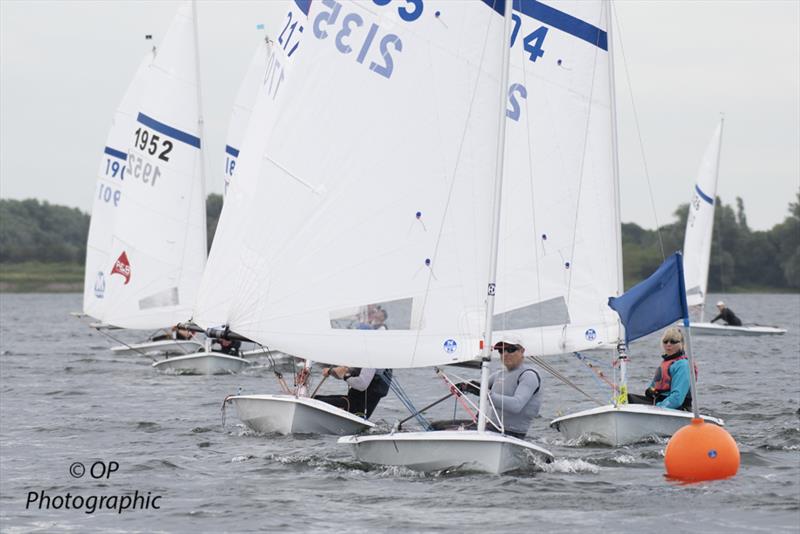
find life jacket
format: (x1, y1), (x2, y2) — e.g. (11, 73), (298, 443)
(652, 352), (697, 393)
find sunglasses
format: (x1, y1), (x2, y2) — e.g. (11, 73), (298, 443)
(495, 345), (519, 354)
(662, 339), (682, 344)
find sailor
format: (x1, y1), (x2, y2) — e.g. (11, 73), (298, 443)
(316, 367), (392, 418)
(456, 333), (543, 439)
(628, 327), (694, 411)
(710, 301), (743, 326)
(211, 337), (241, 356)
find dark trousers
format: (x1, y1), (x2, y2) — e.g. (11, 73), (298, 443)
(316, 389), (383, 419)
(429, 418), (527, 439)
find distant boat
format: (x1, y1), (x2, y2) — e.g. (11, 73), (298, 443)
(83, 1), (249, 373)
(681, 119), (786, 336)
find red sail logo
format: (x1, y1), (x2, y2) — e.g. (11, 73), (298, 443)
(111, 251), (131, 285)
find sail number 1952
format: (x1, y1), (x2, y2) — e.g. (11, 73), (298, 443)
(133, 128), (173, 162)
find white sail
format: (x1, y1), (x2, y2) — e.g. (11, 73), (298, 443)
(194, 0), (508, 368)
(83, 52), (153, 320)
(495, 0), (621, 355)
(682, 119), (724, 315)
(98, 1), (207, 330)
(223, 36), (272, 196)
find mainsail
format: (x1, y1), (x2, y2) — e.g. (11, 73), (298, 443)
(495, 0), (621, 355)
(96, 1), (207, 330)
(682, 119), (724, 317)
(195, 0), (507, 368)
(83, 52), (153, 321)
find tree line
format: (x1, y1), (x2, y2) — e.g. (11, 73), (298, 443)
(1, 193), (798, 291)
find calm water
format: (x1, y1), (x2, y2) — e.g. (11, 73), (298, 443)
(1, 293), (798, 533)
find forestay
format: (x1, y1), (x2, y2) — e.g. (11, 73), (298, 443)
(494, 0), (621, 355)
(98, 1), (207, 329)
(83, 52), (153, 321)
(682, 119), (723, 315)
(195, 0), (508, 368)
(223, 37), (272, 196)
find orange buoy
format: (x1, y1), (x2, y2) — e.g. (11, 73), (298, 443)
(664, 418), (740, 482)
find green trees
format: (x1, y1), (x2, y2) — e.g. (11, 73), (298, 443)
(0, 199), (89, 263)
(621, 192), (799, 291)
(1, 193), (798, 291)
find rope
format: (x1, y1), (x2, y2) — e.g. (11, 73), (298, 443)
(380, 372), (431, 431)
(527, 355), (603, 406)
(612, 2), (665, 260)
(573, 351), (617, 390)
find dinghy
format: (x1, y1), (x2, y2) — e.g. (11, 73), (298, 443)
(189, 0), (569, 471)
(681, 119), (786, 336)
(82, 2), (247, 373)
(225, 394), (374, 435)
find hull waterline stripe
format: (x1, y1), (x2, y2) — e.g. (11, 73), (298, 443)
(225, 145), (240, 158)
(104, 146), (128, 161)
(136, 112), (201, 149)
(695, 184), (714, 205)
(482, 0), (608, 51)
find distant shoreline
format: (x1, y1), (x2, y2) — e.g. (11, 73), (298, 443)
(1, 261), (797, 295)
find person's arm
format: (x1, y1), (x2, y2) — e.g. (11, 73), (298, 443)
(710, 313), (722, 323)
(656, 361), (690, 409)
(489, 371), (539, 414)
(345, 368), (375, 392)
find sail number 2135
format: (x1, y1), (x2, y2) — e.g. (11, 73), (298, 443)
(133, 128), (173, 162)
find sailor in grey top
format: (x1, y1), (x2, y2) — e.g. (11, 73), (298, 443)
(488, 334), (542, 438)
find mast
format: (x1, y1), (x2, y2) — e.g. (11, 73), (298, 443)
(191, 0), (208, 258)
(700, 114), (724, 323)
(605, 0), (629, 407)
(477, 0), (514, 433)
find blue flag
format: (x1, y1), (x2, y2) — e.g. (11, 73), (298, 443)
(608, 252), (689, 343)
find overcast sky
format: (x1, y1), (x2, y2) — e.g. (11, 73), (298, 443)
(1, 0), (798, 231)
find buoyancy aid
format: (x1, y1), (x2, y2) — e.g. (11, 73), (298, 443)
(652, 351), (697, 393)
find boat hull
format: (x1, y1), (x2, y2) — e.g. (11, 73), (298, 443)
(689, 322), (786, 336)
(338, 430), (553, 474)
(227, 394), (374, 435)
(111, 339), (204, 356)
(151, 351), (250, 375)
(550, 404), (724, 446)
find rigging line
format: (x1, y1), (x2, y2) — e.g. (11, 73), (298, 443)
(518, 23), (548, 356)
(563, 8), (604, 310)
(409, 16), (497, 367)
(611, 1), (665, 260)
(89, 326), (158, 362)
(527, 355), (603, 406)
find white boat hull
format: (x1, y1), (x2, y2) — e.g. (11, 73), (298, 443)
(111, 339), (204, 356)
(339, 430), (553, 474)
(549, 404), (724, 446)
(689, 322), (786, 336)
(227, 394), (375, 435)
(151, 351), (250, 375)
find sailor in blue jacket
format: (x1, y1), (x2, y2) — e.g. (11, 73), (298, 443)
(629, 327), (694, 411)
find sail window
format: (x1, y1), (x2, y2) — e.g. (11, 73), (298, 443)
(492, 296), (570, 329)
(329, 297), (414, 330)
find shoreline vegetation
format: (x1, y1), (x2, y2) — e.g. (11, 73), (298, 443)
(0, 193), (797, 293)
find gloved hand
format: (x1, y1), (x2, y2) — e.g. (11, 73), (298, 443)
(454, 380), (481, 395)
(644, 387), (657, 400)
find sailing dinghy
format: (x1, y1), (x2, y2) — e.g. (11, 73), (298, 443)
(82, 41), (204, 357)
(681, 119), (785, 336)
(191, 0), (560, 470)
(84, 1), (247, 373)
(550, 254), (724, 446)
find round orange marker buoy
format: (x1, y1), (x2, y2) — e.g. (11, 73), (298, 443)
(664, 418), (740, 482)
